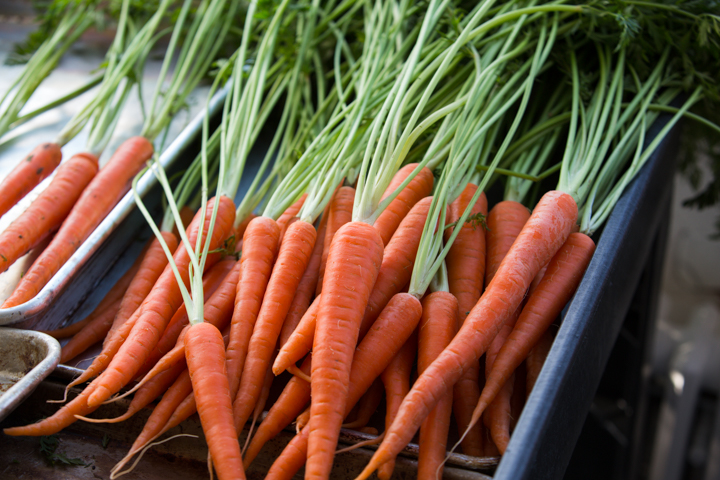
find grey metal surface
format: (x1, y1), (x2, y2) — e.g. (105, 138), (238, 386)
(0, 327), (60, 421)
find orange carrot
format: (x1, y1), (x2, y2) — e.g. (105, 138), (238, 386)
(0, 152), (98, 273)
(273, 295), (319, 375)
(86, 196), (236, 407)
(378, 332), (417, 480)
(264, 427), (310, 480)
(0, 142), (62, 218)
(276, 193), (307, 241)
(243, 356), (312, 468)
(355, 190), (578, 479)
(485, 201), (531, 285)
(63, 231), (178, 391)
(446, 185), (488, 457)
(316, 186), (354, 295)
(3, 137), (155, 307)
(306, 221), (384, 480)
(473, 233), (595, 430)
(342, 378), (384, 429)
(374, 163), (434, 246)
(59, 299), (122, 364)
(245, 353), (277, 452)
(185, 322), (245, 480)
(526, 328), (554, 397)
(232, 220), (316, 431)
(418, 292), (457, 480)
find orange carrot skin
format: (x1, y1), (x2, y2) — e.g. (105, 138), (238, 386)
(485, 201), (531, 284)
(279, 205), (328, 347)
(374, 164), (434, 246)
(477, 233), (595, 421)
(526, 328), (554, 397)
(265, 426), (310, 480)
(0, 142), (62, 218)
(277, 193), (307, 240)
(60, 298), (122, 363)
(356, 191), (577, 479)
(446, 185), (488, 457)
(273, 294), (319, 375)
(378, 332), (417, 480)
(307, 222), (384, 480)
(418, 292), (457, 480)
(317, 186), (354, 295)
(243, 356), (312, 469)
(233, 220), (316, 431)
(87, 196), (236, 407)
(362, 196), (432, 339)
(3, 137), (155, 307)
(0, 153), (98, 273)
(185, 322), (245, 480)
(63, 232), (178, 390)
(226, 216), (280, 400)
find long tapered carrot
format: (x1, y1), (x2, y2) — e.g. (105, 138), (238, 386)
(0, 142), (62, 219)
(86, 196), (236, 407)
(226, 216), (280, 400)
(137, 258), (236, 377)
(273, 295), (319, 375)
(373, 163), (434, 246)
(269, 292), (422, 479)
(60, 298), (122, 364)
(185, 322), (245, 480)
(0, 152), (98, 273)
(3, 137), (155, 307)
(278, 203), (328, 347)
(362, 196), (432, 337)
(446, 185), (488, 457)
(63, 231), (178, 391)
(316, 186), (354, 295)
(526, 328), (554, 397)
(355, 190), (578, 479)
(306, 221), (384, 480)
(473, 233), (595, 429)
(418, 292), (457, 480)
(233, 220), (316, 431)
(378, 332), (417, 480)
(243, 356), (312, 468)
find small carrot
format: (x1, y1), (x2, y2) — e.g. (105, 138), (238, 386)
(86, 195), (236, 407)
(418, 292), (457, 480)
(226, 216), (280, 400)
(3, 137), (155, 307)
(0, 152), (98, 274)
(0, 142), (62, 219)
(185, 322), (245, 480)
(355, 190), (578, 480)
(378, 332), (417, 480)
(316, 186), (354, 295)
(232, 219), (316, 432)
(373, 163), (434, 246)
(526, 328), (554, 397)
(273, 295), (319, 375)
(243, 356), (312, 468)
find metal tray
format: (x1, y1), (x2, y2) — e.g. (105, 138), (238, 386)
(0, 328), (60, 422)
(0, 89), (227, 327)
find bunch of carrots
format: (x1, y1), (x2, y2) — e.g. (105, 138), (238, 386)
(2, 1), (720, 480)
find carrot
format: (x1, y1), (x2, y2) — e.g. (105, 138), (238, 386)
(233, 213), (256, 244)
(273, 295), (319, 375)
(0, 152), (97, 274)
(243, 356), (312, 468)
(278, 203), (328, 347)
(484, 200), (531, 284)
(378, 332), (417, 480)
(362, 196), (432, 338)
(446, 185), (488, 457)
(245, 354), (277, 453)
(418, 292), (457, 480)
(137, 257), (236, 377)
(264, 427), (310, 480)
(86, 195), (236, 407)
(355, 190), (578, 479)
(316, 186), (354, 295)
(176, 206), (197, 237)
(276, 193), (307, 241)
(3, 137), (155, 307)
(306, 221), (384, 480)
(373, 163), (434, 246)
(62, 231), (178, 391)
(0, 142), (62, 219)
(226, 216), (280, 399)
(526, 328), (554, 397)
(59, 298), (122, 364)
(232, 219), (316, 431)
(268, 292), (422, 479)
(473, 233), (595, 431)
(342, 378), (384, 429)
(185, 322), (245, 480)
